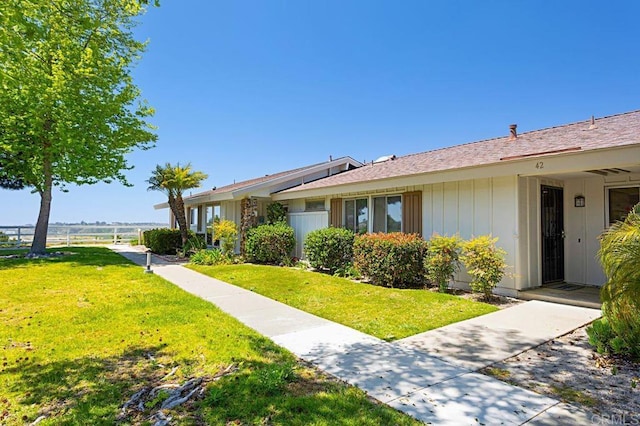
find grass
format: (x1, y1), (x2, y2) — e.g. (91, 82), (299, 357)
(549, 384), (596, 407)
(482, 367), (513, 382)
(188, 263), (498, 341)
(0, 247), (421, 425)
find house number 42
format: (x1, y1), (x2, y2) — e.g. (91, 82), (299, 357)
(535, 162), (544, 169)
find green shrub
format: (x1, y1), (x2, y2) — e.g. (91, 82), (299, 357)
(142, 228), (183, 254)
(180, 234), (206, 257)
(213, 220), (238, 255)
(246, 223), (295, 264)
(353, 233), (427, 288)
(334, 263), (362, 279)
(266, 202), (287, 224)
(190, 249), (229, 266)
(424, 234), (461, 293)
(304, 227), (355, 274)
(460, 235), (507, 300)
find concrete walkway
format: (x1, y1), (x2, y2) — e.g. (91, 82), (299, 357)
(111, 246), (601, 425)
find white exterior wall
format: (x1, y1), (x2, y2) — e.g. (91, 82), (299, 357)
(563, 176), (608, 286)
(421, 176), (519, 293)
(288, 211), (329, 259)
(220, 200), (242, 253)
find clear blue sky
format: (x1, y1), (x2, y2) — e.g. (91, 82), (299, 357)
(2, 0), (639, 224)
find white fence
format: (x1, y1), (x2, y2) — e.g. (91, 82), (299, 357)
(0, 225), (161, 248)
(288, 211), (329, 259)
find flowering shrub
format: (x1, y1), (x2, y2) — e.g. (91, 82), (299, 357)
(353, 233), (427, 288)
(213, 220), (238, 255)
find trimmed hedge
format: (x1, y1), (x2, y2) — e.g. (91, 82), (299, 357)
(353, 233), (427, 288)
(142, 228), (182, 255)
(246, 223), (295, 264)
(304, 227), (355, 274)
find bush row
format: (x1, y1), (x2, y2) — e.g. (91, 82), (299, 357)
(303, 228), (507, 296)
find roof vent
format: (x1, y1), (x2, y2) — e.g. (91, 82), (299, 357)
(589, 115), (597, 130)
(373, 154), (396, 164)
(509, 124), (517, 140)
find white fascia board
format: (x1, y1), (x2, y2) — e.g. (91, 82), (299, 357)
(183, 192), (233, 206)
(154, 202), (170, 210)
(272, 145), (640, 200)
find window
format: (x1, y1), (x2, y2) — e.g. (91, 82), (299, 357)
(608, 187), (640, 225)
(305, 199), (326, 211)
(373, 195), (402, 233)
(345, 198), (368, 234)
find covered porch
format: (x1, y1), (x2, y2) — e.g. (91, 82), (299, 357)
(515, 144), (640, 299)
(519, 283), (601, 309)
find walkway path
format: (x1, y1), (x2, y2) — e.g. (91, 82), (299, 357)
(111, 246), (601, 425)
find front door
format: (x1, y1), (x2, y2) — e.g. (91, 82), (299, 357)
(541, 186), (564, 283)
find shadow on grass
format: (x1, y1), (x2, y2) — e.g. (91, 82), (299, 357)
(3, 344), (167, 425)
(0, 247), (135, 271)
(3, 335), (417, 425)
(198, 335), (417, 425)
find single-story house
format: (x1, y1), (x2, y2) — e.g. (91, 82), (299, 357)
(155, 110), (640, 297)
(154, 156), (363, 253)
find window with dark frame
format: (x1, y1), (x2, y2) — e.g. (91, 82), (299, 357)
(345, 198), (368, 234)
(608, 187), (640, 225)
(373, 195), (402, 233)
(305, 199), (326, 212)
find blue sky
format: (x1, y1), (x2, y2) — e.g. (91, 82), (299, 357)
(2, 0), (640, 224)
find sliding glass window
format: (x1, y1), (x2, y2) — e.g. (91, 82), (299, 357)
(373, 195), (402, 233)
(345, 198), (368, 234)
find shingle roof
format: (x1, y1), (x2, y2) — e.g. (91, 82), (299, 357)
(184, 156), (360, 201)
(280, 110), (640, 193)
(192, 163), (316, 198)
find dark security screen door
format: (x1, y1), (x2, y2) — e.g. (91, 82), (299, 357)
(541, 186), (564, 283)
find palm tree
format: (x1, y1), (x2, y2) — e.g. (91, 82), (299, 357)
(147, 163), (208, 245)
(597, 202), (640, 357)
(599, 203), (640, 304)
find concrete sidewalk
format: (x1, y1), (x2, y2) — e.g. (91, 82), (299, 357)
(111, 245), (601, 425)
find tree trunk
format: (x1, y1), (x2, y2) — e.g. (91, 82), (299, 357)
(31, 162), (53, 254)
(174, 193), (189, 246)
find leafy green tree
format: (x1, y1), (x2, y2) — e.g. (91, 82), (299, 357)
(0, 0), (158, 254)
(147, 163), (208, 246)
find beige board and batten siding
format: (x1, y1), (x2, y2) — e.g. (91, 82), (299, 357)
(421, 176), (519, 295)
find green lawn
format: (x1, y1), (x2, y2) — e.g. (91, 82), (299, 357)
(188, 264), (498, 341)
(0, 247), (420, 425)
